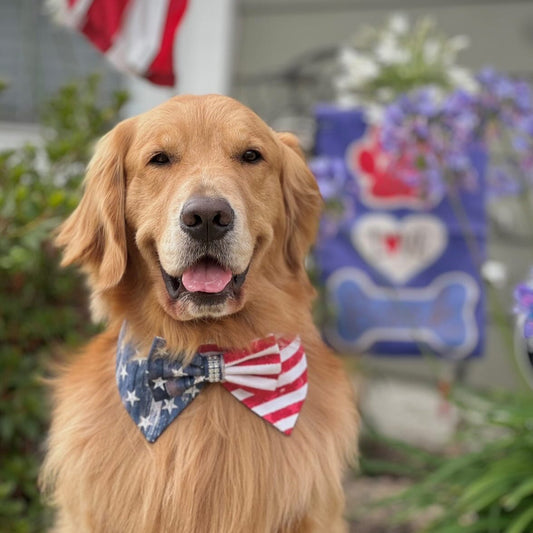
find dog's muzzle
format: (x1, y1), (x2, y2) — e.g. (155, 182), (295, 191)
(159, 195), (250, 310)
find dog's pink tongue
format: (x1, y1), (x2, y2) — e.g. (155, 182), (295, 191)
(182, 261), (232, 293)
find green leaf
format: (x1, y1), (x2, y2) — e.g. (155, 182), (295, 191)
(502, 479), (533, 510)
(506, 506), (533, 533)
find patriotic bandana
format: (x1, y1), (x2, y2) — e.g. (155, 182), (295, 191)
(116, 323), (308, 442)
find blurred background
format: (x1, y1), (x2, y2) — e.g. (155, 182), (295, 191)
(1, 1), (533, 532)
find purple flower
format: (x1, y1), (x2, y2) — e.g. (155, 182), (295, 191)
(514, 81), (533, 112)
(311, 158), (339, 200)
(512, 134), (530, 153)
(310, 157), (356, 239)
(514, 277), (533, 339)
(477, 67), (498, 86)
(494, 77), (516, 100)
(443, 89), (476, 115)
(524, 320), (533, 339)
(448, 151), (470, 172)
(414, 89), (440, 117)
(519, 115), (533, 136)
(379, 69), (533, 199)
(380, 87), (480, 196)
(515, 283), (533, 312)
(384, 102), (406, 126)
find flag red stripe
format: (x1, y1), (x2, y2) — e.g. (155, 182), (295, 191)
(146, 0), (188, 86)
(223, 342), (277, 364)
(262, 400), (305, 425)
(81, 0), (131, 52)
(225, 351), (280, 367)
(222, 349), (305, 396)
(281, 346), (305, 372)
(247, 371), (307, 408)
(249, 335), (277, 354)
(225, 370), (308, 410)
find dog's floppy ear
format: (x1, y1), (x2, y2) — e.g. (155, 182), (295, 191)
(55, 118), (135, 290)
(278, 132), (323, 273)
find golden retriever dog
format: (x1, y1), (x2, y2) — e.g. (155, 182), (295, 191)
(41, 95), (358, 533)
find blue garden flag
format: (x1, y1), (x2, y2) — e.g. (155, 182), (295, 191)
(313, 105), (487, 359)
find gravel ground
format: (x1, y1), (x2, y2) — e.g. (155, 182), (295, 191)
(345, 475), (414, 533)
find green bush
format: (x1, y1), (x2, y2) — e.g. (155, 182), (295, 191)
(0, 76), (127, 533)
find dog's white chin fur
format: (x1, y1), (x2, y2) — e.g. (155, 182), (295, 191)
(178, 297), (242, 320)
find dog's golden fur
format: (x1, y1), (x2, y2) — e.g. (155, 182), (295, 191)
(41, 95), (358, 533)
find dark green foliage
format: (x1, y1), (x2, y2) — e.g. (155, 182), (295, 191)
(0, 76), (127, 532)
(379, 390), (533, 533)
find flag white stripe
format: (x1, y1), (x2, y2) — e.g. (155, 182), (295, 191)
(226, 374), (278, 391)
(277, 353), (307, 388)
(106, 0), (170, 75)
(225, 362), (281, 376)
(251, 383), (308, 417)
(273, 413), (299, 432)
(230, 388), (254, 401)
(280, 338), (301, 361)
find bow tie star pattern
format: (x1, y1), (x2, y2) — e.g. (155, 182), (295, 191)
(116, 323), (308, 442)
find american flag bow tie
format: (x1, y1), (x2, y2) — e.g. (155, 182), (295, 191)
(116, 323), (308, 442)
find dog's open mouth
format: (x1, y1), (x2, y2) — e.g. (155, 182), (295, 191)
(161, 256), (249, 304)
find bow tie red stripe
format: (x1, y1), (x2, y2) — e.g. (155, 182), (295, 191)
(220, 335), (281, 365)
(222, 338), (308, 435)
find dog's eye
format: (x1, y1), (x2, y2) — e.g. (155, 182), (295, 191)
(241, 149), (263, 164)
(149, 152), (171, 165)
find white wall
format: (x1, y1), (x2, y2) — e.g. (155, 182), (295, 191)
(236, 1), (533, 76)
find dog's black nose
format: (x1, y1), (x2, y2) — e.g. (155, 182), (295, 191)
(180, 196), (234, 242)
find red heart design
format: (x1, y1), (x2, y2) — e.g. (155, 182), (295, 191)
(385, 234), (401, 254)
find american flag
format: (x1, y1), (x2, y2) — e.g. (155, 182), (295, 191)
(116, 323), (308, 442)
(49, 0), (189, 86)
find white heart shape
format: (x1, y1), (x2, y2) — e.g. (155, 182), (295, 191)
(351, 214), (447, 284)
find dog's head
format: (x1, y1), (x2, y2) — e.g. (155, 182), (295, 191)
(56, 95), (322, 322)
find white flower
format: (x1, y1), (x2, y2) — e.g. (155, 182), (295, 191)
(448, 66), (479, 93)
(481, 260), (508, 288)
(365, 103), (384, 124)
(335, 92), (362, 108)
(338, 48), (379, 84)
(375, 35), (409, 65)
(388, 13), (409, 35)
(442, 35), (471, 66)
(376, 87), (394, 103)
(335, 14), (475, 104)
(427, 86), (447, 104)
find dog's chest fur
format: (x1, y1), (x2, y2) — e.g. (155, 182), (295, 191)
(46, 333), (354, 533)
